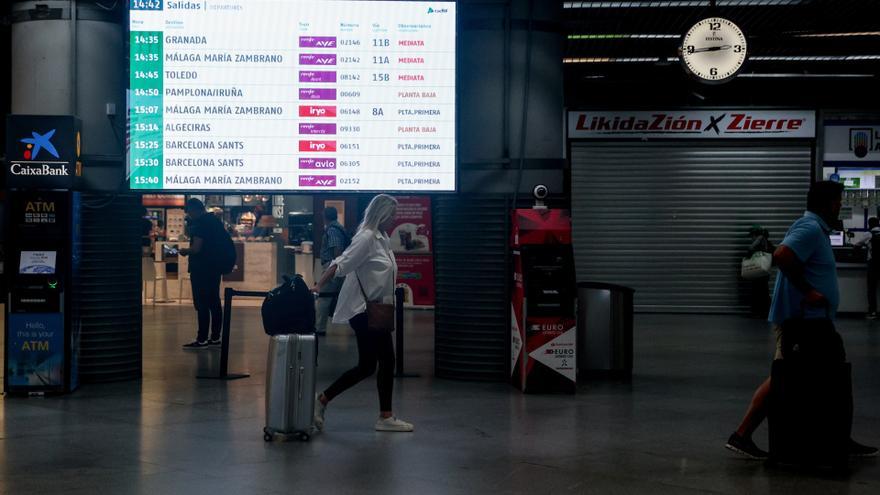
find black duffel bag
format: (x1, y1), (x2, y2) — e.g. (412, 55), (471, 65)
(262, 275), (316, 335)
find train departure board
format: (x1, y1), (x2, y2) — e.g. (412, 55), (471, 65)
(128, 0), (455, 191)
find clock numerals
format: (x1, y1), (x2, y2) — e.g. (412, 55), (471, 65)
(681, 17), (746, 83)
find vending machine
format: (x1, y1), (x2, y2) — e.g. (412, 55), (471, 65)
(510, 206), (577, 394)
(4, 115), (82, 395)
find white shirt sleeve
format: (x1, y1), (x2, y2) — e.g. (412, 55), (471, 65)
(331, 230), (372, 277)
(854, 232), (872, 248)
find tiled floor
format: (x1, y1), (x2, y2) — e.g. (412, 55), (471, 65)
(1, 306), (878, 494)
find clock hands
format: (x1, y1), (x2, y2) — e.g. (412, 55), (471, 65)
(691, 44), (732, 53)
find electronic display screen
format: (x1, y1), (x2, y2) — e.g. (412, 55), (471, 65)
(162, 243), (180, 258)
(19, 251), (57, 275)
(128, 0), (456, 192)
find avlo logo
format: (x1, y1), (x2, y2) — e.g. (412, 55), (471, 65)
(20, 129), (60, 160)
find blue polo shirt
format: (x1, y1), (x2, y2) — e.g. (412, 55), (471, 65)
(768, 211), (838, 324)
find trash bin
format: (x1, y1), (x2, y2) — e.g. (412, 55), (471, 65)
(577, 282), (634, 379)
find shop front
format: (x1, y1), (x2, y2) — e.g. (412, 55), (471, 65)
(820, 116), (880, 313)
(568, 109), (816, 313)
(141, 193), (436, 308)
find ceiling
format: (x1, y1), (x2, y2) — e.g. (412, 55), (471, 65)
(562, 0), (880, 107)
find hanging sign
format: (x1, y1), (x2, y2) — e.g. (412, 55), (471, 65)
(568, 110), (815, 139)
(824, 121), (880, 166)
(5, 115), (82, 189)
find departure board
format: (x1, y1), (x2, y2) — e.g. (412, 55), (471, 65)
(128, 0), (456, 191)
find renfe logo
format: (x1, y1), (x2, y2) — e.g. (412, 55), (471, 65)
(299, 36), (337, 48)
(850, 128), (879, 158)
(299, 158), (337, 170)
(299, 105), (337, 117)
(299, 71), (337, 83)
(299, 175), (337, 187)
(299, 88), (337, 101)
(299, 54), (337, 66)
(20, 129), (60, 160)
(299, 123), (336, 135)
(298, 140), (336, 152)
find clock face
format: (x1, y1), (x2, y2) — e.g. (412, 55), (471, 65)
(681, 17), (747, 83)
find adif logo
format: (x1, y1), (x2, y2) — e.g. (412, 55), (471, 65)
(849, 128), (878, 159)
(20, 129), (60, 160)
(427, 7), (449, 14)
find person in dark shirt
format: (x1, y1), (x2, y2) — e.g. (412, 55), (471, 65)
(180, 198), (226, 349)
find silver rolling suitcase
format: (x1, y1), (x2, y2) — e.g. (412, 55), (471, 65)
(264, 334), (317, 442)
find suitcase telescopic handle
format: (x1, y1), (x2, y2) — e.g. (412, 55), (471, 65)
(297, 366), (304, 400)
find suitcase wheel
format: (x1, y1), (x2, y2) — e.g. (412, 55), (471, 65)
(263, 428), (273, 442)
(295, 431), (310, 442)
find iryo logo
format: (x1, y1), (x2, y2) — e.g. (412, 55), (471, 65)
(299, 105), (337, 117)
(850, 128), (876, 159)
(20, 129), (60, 160)
(298, 140), (336, 152)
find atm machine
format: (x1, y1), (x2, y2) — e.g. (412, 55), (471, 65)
(4, 115), (82, 395)
(510, 191), (577, 394)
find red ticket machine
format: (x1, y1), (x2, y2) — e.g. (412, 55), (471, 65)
(510, 208), (577, 393)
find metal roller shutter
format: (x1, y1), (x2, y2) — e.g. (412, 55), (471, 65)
(434, 195), (510, 381)
(76, 193), (143, 382)
(571, 142), (812, 313)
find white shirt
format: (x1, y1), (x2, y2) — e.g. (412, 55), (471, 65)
(330, 229), (397, 324)
(854, 227), (880, 261)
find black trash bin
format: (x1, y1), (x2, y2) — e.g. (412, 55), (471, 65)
(577, 282), (634, 379)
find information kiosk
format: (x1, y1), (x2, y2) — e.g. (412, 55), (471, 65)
(4, 115), (82, 395)
(510, 206), (577, 394)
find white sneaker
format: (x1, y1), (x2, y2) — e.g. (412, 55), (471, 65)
(314, 395), (326, 431)
(375, 416), (414, 432)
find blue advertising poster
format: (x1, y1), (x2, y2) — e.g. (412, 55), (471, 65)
(7, 313), (64, 388)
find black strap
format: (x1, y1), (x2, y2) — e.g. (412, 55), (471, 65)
(355, 271), (370, 302)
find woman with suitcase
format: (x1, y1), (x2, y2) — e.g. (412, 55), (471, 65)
(311, 194), (414, 432)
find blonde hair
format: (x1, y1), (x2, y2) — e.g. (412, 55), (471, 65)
(358, 194), (398, 234)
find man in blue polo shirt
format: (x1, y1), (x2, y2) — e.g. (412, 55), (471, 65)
(315, 207), (350, 336)
(726, 181), (877, 459)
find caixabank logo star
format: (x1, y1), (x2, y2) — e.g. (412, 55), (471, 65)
(850, 128), (876, 159)
(20, 129), (60, 160)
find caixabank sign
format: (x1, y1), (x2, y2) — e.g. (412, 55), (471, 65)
(5, 115), (82, 189)
(568, 110), (816, 139)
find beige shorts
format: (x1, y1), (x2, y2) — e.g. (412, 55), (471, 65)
(773, 324), (783, 360)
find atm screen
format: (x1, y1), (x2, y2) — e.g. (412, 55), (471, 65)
(19, 251), (57, 274)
